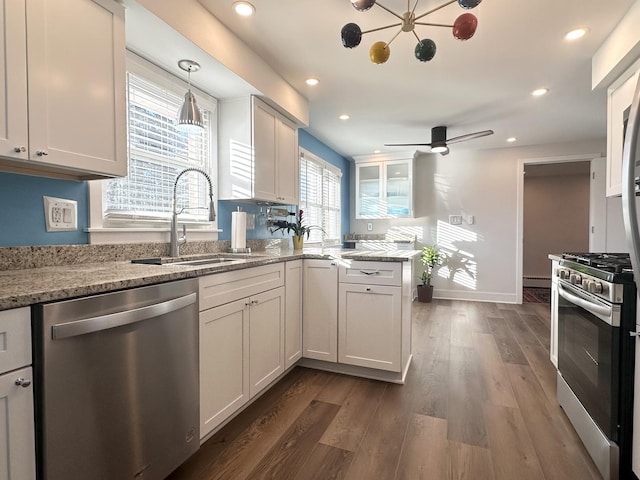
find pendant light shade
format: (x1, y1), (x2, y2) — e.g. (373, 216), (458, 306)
(176, 60), (204, 133)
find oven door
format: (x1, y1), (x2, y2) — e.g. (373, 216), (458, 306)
(557, 280), (621, 440)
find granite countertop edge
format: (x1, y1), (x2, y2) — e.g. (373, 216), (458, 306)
(0, 249), (420, 310)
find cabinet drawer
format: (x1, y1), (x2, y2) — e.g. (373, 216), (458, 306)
(339, 261), (402, 286)
(0, 307), (31, 375)
(199, 263), (285, 311)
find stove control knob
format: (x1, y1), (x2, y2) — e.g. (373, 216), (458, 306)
(582, 279), (590, 289)
(588, 281), (603, 294)
(558, 269), (570, 280)
(570, 273), (582, 285)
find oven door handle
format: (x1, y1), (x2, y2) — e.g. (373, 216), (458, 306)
(557, 283), (615, 326)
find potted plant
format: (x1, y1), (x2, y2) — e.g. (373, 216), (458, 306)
(270, 209), (323, 250)
(417, 244), (444, 303)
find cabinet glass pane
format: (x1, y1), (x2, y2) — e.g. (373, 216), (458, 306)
(358, 165), (381, 217)
(386, 163), (410, 215)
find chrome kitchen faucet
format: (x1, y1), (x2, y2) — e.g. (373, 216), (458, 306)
(170, 168), (216, 257)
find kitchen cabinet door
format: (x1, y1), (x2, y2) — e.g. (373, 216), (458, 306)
(338, 283), (402, 372)
(285, 260), (303, 369)
(355, 157), (413, 218)
(200, 298), (250, 439)
(25, 0), (126, 178)
(249, 286), (285, 398)
(303, 259), (338, 362)
(0, 366), (35, 480)
(276, 116), (299, 205)
(253, 100), (278, 202)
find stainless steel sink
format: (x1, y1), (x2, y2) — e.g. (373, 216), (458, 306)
(170, 257), (236, 266)
(131, 255), (236, 266)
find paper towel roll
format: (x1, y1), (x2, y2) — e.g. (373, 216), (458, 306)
(231, 211), (247, 250)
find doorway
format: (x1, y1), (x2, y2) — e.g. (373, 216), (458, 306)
(516, 154), (603, 304)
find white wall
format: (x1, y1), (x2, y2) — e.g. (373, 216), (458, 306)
(351, 139), (606, 303)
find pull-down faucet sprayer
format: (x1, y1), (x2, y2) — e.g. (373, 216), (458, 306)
(170, 168), (216, 257)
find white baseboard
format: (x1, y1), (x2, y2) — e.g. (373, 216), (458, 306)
(432, 289), (519, 304)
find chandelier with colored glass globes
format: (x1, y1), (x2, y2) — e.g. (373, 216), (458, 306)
(341, 0), (482, 64)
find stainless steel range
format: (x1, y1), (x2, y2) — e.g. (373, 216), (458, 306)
(556, 252), (636, 480)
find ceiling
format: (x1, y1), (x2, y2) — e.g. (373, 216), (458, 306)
(194, 0), (635, 159)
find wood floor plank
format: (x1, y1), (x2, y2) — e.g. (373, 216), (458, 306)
(448, 440), (496, 480)
(481, 302), (504, 318)
(428, 304), (453, 339)
(447, 346), (488, 447)
(293, 444), (354, 480)
(483, 403), (545, 480)
(395, 414), (448, 480)
(519, 312), (551, 348)
(520, 344), (557, 403)
(412, 336), (449, 419)
(172, 369), (331, 480)
(502, 310), (543, 348)
(506, 364), (601, 480)
(451, 309), (473, 348)
(320, 378), (386, 452)
(315, 373), (361, 406)
(465, 302), (492, 334)
(486, 316), (529, 365)
(472, 333), (517, 408)
(248, 400), (340, 480)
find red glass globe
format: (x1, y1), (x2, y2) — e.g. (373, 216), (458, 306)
(453, 13), (477, 40)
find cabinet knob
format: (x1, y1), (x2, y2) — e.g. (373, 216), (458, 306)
(366, 287), (371, 292)
(13, 146), (26, 153)
(15, 378), (31, 388)
(36, 150), (49, 156)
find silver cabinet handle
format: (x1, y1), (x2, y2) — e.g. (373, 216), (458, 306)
(15, 378), (31, 388)
(631, 331), (640, 337)
(360, 270), (380, 276)
(52, 292), (197, 339)
(36, 150), (48, 156)
(14, 146), (26, 153)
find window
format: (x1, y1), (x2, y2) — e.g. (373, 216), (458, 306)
(101, 53), (217, 226)
(299, 149), (342, 245)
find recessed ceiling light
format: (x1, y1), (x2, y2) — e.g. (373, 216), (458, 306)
(374, 149), (381, 154)
(339, 114), (350, 120)
(531, 88), (549, 97)
(506, 137), (517, 143)
(565, 28), (588, 41)
(305, 77), (319, 86)
(233, 1), (255, 16)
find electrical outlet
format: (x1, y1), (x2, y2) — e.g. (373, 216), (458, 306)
(44, 196), (77, 232)
(367, 222), (373, 231)
(449, 215), (462, 225)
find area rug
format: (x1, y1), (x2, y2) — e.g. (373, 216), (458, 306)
(523, 287), (551, 304)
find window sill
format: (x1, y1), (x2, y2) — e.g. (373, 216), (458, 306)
(86, 227), (222, 245)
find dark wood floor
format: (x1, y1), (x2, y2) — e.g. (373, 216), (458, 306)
(168, 300), (602, 480)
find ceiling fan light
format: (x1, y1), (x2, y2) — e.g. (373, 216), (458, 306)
(431, 145), (448, 153)
(415, 39), (436, 62)
(453, 13), (478, 40)
(341, 23), (363, 48)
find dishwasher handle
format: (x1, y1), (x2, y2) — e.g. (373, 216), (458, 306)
(51, 292), (197, 340)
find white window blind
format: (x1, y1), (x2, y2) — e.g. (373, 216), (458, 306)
(104, 58), (216, 224)
(300, 149), (342, 244)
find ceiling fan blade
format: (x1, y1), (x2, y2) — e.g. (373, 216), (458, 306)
(445, 130), (494, 145)
(384, 142), (433, 147)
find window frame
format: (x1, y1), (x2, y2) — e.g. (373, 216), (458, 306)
(87, 51), (220, 244)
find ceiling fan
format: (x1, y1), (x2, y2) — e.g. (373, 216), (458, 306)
(385, 126), (494, 155)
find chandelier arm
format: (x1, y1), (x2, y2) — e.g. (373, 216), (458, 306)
(375, 2), (404, 21)
(412, 30), (422, 44)
(414, 0), (457, 21)
(361, 22), (402, 35)
(387, 27), (403, 46)
(411, 0), (420, 16)
(415, 22), (454, 27)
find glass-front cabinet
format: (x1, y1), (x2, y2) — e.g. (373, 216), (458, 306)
(355, 154), (413, 218)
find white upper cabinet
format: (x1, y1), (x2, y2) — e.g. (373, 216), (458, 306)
(219, 96), (299, 204)
(354, 153), (414, 218)
(0, 0), (126, 180)
(607, 69), (639, 197)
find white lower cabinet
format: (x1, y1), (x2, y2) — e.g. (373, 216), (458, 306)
(249, 287), (285, 398)
(285, 260), (303, 369)
(199, 298), (250, 439)
(302, 259), (338, 362)
(199, 264), (285, 439)
(338, 283), (402, 372)
(0, 307), (35, 480)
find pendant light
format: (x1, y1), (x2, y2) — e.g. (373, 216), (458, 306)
(176, 60), (204, 133)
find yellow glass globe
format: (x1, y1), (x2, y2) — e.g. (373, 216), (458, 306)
(369, 41), (390, 64)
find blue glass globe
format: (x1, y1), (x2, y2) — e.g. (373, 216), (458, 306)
(458, 0), (482, 9)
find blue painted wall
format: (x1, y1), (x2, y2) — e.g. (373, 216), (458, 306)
(0, 131), (348, 247)
(0, 173), (88, 247)
(218, 129), (350, 242)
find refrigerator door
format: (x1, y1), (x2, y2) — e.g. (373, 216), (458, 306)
(621, 74), (640, 479)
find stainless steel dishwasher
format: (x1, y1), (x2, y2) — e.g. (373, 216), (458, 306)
(32, 278), (199, 480)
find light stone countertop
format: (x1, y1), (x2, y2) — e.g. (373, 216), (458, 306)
(0, 248), (420, 310)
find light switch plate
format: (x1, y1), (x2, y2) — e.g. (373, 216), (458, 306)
(44, 196), (77, 232)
